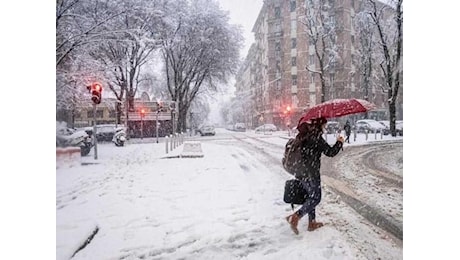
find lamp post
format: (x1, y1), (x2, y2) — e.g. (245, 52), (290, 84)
(155, 99), (163, 143)
(140, 108), (145, 139)
(93, 103), (98, 159)
(156, 110), (159, 143)
(189, 111), (194, 136)
(285, 105), (292, 136)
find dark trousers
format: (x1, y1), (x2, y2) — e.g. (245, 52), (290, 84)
(296, 179), (322, 221)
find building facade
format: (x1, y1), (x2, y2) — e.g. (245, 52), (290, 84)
(235, 0), (403, 129)
(73, 96), (177, 138)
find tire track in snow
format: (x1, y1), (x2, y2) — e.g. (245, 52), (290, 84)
(231, 135), (403, 244)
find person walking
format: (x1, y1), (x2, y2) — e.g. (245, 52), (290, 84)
(344, 120), (351, 143)
(286, 117), (344, 234)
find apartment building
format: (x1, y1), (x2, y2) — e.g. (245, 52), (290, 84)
(235, 0), (402, 129)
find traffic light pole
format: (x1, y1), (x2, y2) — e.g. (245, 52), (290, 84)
(141, 114), (144, 139)
(156, 110), (159, 143)
(93, 103), (98, 160)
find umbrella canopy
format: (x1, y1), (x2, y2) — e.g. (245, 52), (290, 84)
(297, 98), (376, 127)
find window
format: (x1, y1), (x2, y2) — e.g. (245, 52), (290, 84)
(291, 38), (297, 49)
(290, 0), (296, 12)
(291, 75), (297, 86)
(109, 110), (116, 118)
(74, 111), (81, 118)
(291, 20), (297, 31)
(275, 81), (282, 92)
(291, 57), (297, 66)
(275, 41), (281, 51)
(86, 110), (103, 119)
(275, 7), (281, 18)
(276, 60), (281, 72)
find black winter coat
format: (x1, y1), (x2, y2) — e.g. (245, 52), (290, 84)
(294, 136), (342, 181)
(344, 123), (351, 135)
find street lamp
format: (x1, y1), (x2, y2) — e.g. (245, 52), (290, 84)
(156, 99), (162, 143)
(284, 105), (292, 136)
(156, 110), (160, 143)
(140, 108), (145, 139)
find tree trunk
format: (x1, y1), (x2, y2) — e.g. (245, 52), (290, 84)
(388, 86), (396, 137)
(177, 107), (188, 133)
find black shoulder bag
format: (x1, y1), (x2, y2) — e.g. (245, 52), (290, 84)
(283, 179), (308, 210)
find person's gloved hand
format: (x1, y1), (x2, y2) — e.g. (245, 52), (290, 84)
(337, 135), (345, 143)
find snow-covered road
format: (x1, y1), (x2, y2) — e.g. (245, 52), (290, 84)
(56, 129), (403, 259)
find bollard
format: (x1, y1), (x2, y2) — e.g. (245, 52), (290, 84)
(374, 129), (377, 140)
(353, 129), (357, 142)
(365, 130), (368, 140)
(381, 130), (383, 139)
(165, 136), (169, 154)
(170, 135), (173, 151)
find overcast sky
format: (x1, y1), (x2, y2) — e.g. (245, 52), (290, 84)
(206, 1), (263, 125)
(218, 0), (264, 58)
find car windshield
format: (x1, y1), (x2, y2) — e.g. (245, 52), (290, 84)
(379, 121), (390, 127)
(367, 121), (384, 128)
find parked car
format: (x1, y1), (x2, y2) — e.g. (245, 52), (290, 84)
(325, 121), (340, 134)
(396, 121), (403, 136)
(378, 120), (390, 135)
(378, 120), (403, 136)
(56, 124), (93, 156)
(95, 124), (117, 142)
(199, 125), (216, 136)
(255, 124), (277, 133)
(355, 119), (386, 133)
(234, 123), (246, 132)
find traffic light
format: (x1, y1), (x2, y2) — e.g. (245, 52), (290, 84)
(284, 105), (292, 115)
(169, 101), (176, 111)
(140, 108), (146, 117)
(87, 82), (102, 104)
(157, 101), (164, 112)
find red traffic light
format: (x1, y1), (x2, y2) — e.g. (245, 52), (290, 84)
(140, 108), (146, 115)
(286, 105), (291, 112)
(90, 82), (102, 104)
(93, 83), (102, 92)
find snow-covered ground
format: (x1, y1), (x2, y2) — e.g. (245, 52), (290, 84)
(56, 129), (403, 259)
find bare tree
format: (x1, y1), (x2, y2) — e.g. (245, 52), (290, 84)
(56, 0), (124, 123)
(355, 11), (375, 103)
(158, 0), (243, 132)
(365, 0), (403, 136)
(301, 0), (341, 103)
(86, 0), (162, 124)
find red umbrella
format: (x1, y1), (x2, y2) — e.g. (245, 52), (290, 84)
(297, 98), (376, 126)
